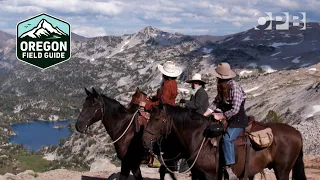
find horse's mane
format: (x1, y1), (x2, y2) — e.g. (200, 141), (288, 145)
(100, 94), (130, 115)
(162, 104), (209, 129)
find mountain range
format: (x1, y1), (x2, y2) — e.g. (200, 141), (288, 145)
(0, 22), (319, 169)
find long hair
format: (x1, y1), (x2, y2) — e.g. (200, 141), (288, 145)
(163, 74), (177, 80)
(216, 78), (232, 103)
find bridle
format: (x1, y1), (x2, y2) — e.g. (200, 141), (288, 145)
(84, 94), (105, 132)
(83, 93), (141, 145)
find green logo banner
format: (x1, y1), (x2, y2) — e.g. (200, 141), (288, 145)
(16, 13), (71, 69)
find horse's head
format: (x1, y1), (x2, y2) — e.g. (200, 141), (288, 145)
(127, 87), (149, 109)
(142, 105), (171, 150)
(75, 87), (104, 133)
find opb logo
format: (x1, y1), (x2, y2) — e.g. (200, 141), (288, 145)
(254, 12), (306, 30)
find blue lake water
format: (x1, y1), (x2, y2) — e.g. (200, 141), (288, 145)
(9, 120), (72, 152)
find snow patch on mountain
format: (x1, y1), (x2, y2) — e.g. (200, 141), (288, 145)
(242, 36), (252, 41)
(300, 63), (311, 68)
(117, 75), (132, 87)
(202, 48), (212, 54)
(244, 86), (261, 93)
(49, 115), (59, 121)
(271, 41), (302, 48)
(307, 105), (320, 118)
(120, 40), (130, 52)
(283, 56), (294, 60)
(260, 65), (277, 73)
(239, 70), (253, 76)
(292, 56), (301, 63)
(247, 63), (258, 68)
(13, 105), (23, 113)
(270, 52), (281, 57)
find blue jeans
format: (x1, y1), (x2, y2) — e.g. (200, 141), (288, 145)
(222, 127), (244, 165)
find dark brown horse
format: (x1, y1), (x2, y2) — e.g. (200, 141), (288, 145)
(75, 87), (146, 180)
(128, 88), (207, 180)
(142, 104), (307, 180)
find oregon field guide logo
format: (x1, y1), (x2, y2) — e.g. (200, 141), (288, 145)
(17, 13), (71, 69)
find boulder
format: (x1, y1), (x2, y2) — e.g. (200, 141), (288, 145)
(90, 158), (117, 172)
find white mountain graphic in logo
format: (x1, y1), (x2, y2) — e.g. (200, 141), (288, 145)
(20, 19), (68, 39)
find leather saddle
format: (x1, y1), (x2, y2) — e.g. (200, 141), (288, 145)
(233, 116), (273, 148)
(135, 109), (150, 132)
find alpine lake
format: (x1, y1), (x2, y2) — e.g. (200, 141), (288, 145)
(9, 120), (72, 152)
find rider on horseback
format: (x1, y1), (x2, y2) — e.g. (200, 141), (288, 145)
(180, 73), (209, 115)
(203, 62), (248, 170)
(139, 61), (182, 168)
(139, 61), (182, 110)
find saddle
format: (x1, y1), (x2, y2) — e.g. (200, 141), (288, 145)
(135, 109), (150, 132)
(205, 115), (274, 150)
(234, 116), (274, 149)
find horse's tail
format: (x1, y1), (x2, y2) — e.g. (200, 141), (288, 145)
(292, 146), (307, 180)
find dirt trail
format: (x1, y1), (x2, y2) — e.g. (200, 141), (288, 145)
(1, 157), (319, 180)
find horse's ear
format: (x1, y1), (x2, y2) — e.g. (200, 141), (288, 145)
(85, 88), (91, 96)
(136, 87), (140, 92)
(91, 87), (99, 98)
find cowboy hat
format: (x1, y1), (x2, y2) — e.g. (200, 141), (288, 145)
(212, 62), (237, 79)
(158, 61), (182, 77)
(186, 73), (207, 84)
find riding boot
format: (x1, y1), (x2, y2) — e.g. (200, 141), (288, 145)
(225, 166), (237, 180)
(148, 154), (154, 167)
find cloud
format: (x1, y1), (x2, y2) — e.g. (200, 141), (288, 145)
(232, 22), (242, 27)
(72, 25), (107, 37)
(1, 5), (44, 14)
(271, 0), (300, 10)
(16, 0), (123, 15)
(158, 26), (216, 35)
(0, 0), (319, 36)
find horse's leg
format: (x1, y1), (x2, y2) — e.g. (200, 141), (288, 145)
(131, 166), (143, 180)
(204, 172), (218, 180)
(159, 165), (178, 180)
(167, 161), (178, 180)
(168, 171), (177, 180)
(159, 165), (166, 180)
(273, 166), (290, 180)
(248, 177), (254, 180)
(130, 157), (143, 180)
(191, 167), (206, 180)
(119, 160), (131, 180)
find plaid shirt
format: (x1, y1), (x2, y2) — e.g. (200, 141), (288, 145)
(208, 80), (246, 119)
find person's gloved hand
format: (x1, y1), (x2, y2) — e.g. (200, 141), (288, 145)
(179, 99), (186, 104)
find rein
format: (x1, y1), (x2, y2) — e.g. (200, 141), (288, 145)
(86, 94), (140, 145)
(153, 115), (207, 174)
(105, 109), (139, 145)
(157, 136), (207, 174)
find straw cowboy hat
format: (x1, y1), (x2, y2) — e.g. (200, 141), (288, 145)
(186, 73), (207, 84)
(212, 62), (237, 79)
(158, 61), (182, 77)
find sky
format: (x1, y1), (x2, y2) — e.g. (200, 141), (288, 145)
(1, 0), (319, 37)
